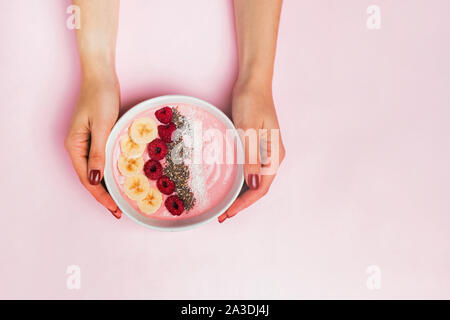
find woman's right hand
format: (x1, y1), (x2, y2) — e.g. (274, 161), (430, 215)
(65, 72), (122, 219)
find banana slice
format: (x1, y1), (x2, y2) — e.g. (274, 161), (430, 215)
(129, 117), (157, 144)
(123, 174), (150, 201)
(118, 154), (144, 177)
(120, 134), (146, 158)
(137, 187), (163, 215)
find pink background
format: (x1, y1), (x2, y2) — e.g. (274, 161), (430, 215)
(1, 0), (450, 299)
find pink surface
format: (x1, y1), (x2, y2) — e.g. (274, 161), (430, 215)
(1, 0), (450, 299)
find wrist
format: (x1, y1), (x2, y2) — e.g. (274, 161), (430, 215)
(234, 71), (272, 96)
(235, 63), (273, 91)
(81, 61), (117, 85)
(78, 44), (116, 83)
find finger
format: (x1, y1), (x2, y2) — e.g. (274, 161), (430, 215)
(87, 122), (111, 185)
(262, 129), (285, 179)
(238, 125), (261, 190)
(85, 183), (122, 219)
(78, 157), (122, 218)
(66, 134), (121, 219)
(227, 174), (274, 217)
(218, 174), (275, 223)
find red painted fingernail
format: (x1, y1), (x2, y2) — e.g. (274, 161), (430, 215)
(89, 170), (101, 185)
(218, 214), (228, 223)
(109, 208), (121, 219)
(248, 174), (260, 190)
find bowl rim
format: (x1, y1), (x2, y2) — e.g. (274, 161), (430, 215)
(104, 94), (244, 231)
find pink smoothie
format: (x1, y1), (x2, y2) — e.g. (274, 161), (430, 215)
(111, 103), (237, 220)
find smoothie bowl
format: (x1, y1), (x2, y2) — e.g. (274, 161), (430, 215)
(104, 95), (244, 231)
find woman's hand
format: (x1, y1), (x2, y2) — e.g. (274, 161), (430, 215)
(66, 0), (120, 218)
(65, 73), (122, 219)
(218, 79), (285, 222)
(220, 0), (284, 222)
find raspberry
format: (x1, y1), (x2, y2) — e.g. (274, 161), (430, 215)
(165, 195), (184, 216)
(158, 122), (176, 143)
(157, 176), (176, 195)
(155, 107), (173, 124)
(143, 159), (163, 180)
(147, 138), (168, 160)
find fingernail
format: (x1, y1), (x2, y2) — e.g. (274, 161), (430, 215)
(109, 208), (121, 219)
(89, 170), (101, 185)
(248, 174), (260, 190)
(218, 214), (228, 223)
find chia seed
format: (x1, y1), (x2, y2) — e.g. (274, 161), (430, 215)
(163, 107), (196, 211)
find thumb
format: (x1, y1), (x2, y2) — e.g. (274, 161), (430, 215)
(87, 123), (111, 185)
(239, 126), (261, 190)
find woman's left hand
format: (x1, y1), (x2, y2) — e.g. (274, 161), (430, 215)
(218, 80), (286, 223)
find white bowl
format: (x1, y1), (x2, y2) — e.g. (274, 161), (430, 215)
(104, 95), (244, 231)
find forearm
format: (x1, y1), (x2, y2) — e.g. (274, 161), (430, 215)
(73, 0), (119, 80)
(233, 0), (282, 88)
